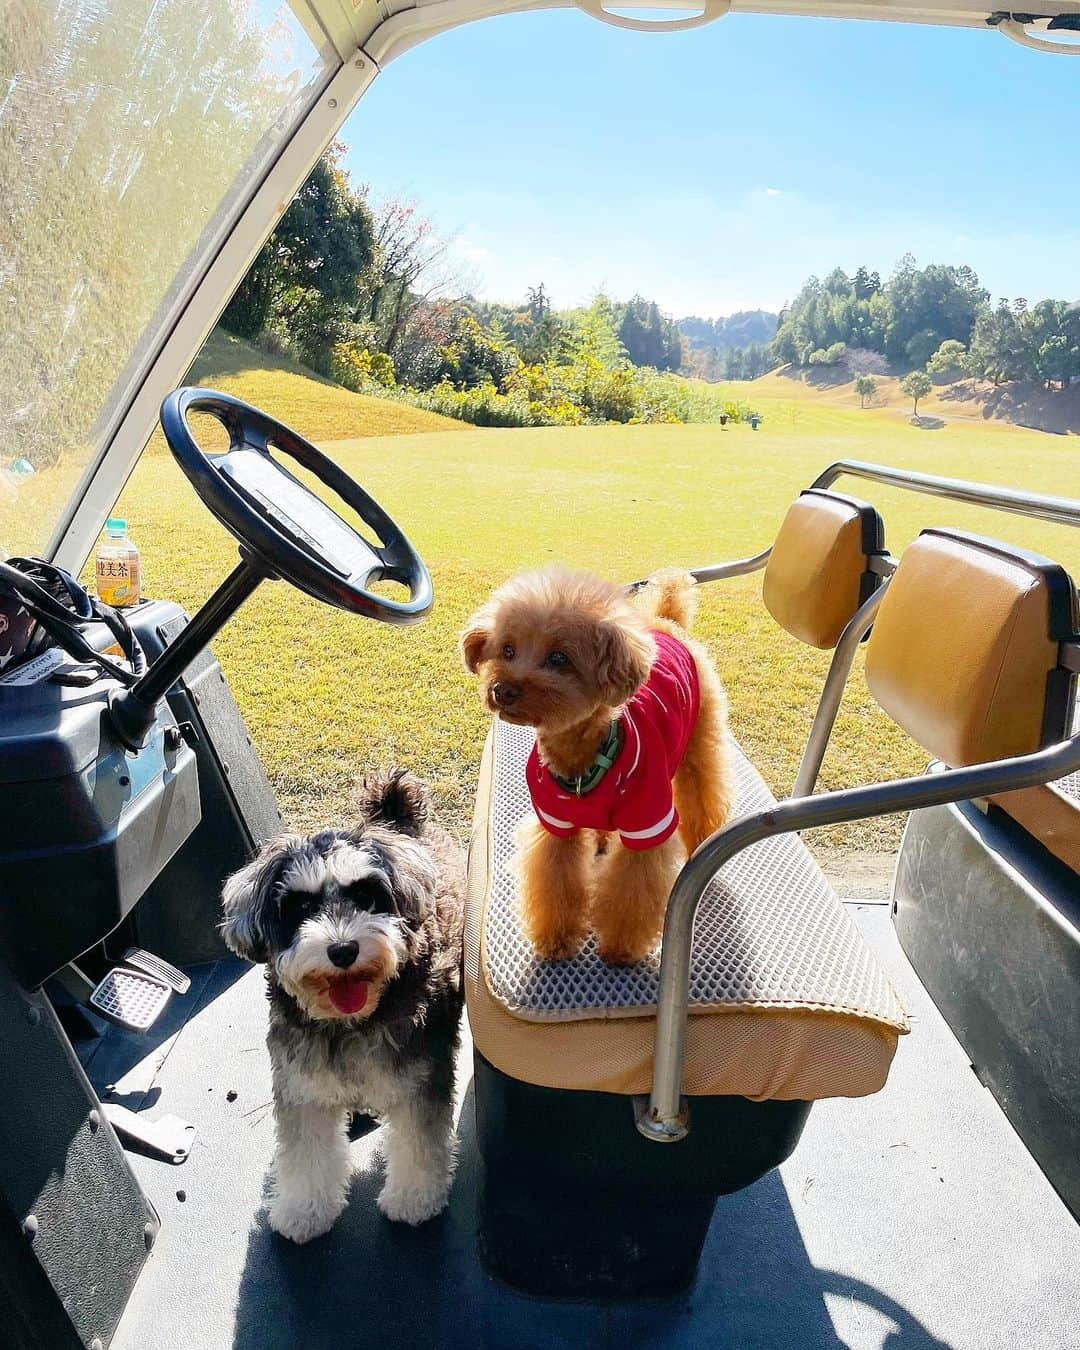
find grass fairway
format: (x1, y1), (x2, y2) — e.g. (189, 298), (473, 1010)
(116, 358), (1080, 859)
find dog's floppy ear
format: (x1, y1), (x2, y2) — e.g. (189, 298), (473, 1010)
(592, 619), (655, 707)
(377, 836), (439, 933)
(459, 604), (494, 673)
(220, 835), (299, 962)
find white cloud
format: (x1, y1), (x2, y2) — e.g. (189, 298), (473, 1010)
(452, 236), (489, 262)
(764, 187), (783, 197)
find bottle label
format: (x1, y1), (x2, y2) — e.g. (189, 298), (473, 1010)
(96, 553), (141, 607)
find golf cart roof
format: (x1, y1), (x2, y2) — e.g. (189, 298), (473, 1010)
(2, 0), (1077, 575)
(317, 0), (1080, 64)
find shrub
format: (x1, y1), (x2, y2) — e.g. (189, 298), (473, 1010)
(926, 339), (968, 382)
(808, 342), (847, 367)
(330, 342), (396, 391)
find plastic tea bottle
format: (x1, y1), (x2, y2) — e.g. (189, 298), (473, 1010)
(96, 518), (141, 608)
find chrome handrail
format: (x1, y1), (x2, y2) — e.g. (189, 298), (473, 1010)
(636, 458), (1080, 1143)
(790, 583), (890, 799)
(678, 460), (1080, 591)
(812, 459), (1080, 528)
(638, 731), (1080, 1143)
(689, 547), (772, 585)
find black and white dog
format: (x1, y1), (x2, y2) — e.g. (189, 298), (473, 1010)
(221, 771), (465, 1242)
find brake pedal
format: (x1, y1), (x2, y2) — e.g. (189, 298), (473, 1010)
(122, 947), (191, 995)
(89, 967), (172, 1032)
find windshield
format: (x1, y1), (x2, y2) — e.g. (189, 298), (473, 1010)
(0, 0), (333, 558)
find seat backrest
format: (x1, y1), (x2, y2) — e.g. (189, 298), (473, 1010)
(865, 528), (1077, 768)
(763, 489), (887, 650)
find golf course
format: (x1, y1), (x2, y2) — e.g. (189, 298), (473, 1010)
(114, 333), (1080, 863)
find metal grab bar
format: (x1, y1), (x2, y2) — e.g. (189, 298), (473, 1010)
(812, 460), (1080, 528)
(631, 459), (1080, 1141)
(790, 584), (890, 799)
(637, 731), (1080, 1143)
(674, 459), (1080, 593)
(689, 548), (772, 585)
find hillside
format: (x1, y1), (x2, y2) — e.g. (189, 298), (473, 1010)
(162, 331), (468, 446)
(748, 363), (1080, 435)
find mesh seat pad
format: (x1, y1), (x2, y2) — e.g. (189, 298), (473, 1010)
(465, 723), (907, 1100)
(480, 721), (907, 1032)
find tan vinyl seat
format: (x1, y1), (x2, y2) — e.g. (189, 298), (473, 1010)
(464, 522), (1077, 1110)
(465, 490), (906, 1102)
(763, 489), (886, 649)
(992, 776), (1080, 872)
(465, 720), (908, 1101)
(865, 528), (1078, 873)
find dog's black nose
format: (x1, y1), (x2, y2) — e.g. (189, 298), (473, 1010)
(492, 681), (520, 707)
(327, 941), (360, 969)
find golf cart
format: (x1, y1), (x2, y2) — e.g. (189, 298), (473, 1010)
(1, 1), (1079, 1347)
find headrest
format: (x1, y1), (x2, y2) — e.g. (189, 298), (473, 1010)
(763, 489), (886, 649)
(865, 529), (1077, 767)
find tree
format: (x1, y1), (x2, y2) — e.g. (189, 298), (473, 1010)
(616, 295), (682, 371)
(1024, 299), (1080, 389)
(433, 312), (519, 390)
(926, 339), (968, 382)
(572, 294), (626, 371)
(885, 258), (988, 365)
(854, 376), (877, 408)
(352, 194), (467, 382)
(901, 370), (932, 416)
(512, 283), (567, 364)
(845, 348), (889, 377)
(966, 300), (1032, 386)
(222, 148), (374, 355)
(853, 266), (882, 300)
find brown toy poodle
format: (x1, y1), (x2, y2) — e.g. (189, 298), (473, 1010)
(461, 566), (733, 965)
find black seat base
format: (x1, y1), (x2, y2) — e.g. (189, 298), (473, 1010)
(474, 1051), (812, 1299)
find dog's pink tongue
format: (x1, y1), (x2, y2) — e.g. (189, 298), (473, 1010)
(328, 979), (369, 1015)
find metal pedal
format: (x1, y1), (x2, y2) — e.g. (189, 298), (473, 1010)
(103, 1102), (195, 1165)
(122, 947), (191, 995)
(89, 967), (172, 1032)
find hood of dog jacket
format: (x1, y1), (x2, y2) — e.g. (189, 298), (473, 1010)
(526, 630), (700, 850)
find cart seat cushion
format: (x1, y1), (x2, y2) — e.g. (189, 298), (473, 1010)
(762, 489), (885, 650)
(992, 772), (1080, 873)
(465, 721), (908, 1100)
(866, 529), (1072, 768)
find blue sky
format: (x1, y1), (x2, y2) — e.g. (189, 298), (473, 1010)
(343, 11), (1079, 318)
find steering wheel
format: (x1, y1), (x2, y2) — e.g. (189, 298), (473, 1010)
(160, 387), (433, 625)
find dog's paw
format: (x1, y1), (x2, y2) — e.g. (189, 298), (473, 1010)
(597, 938), (653, 966)
(267, 1192), (346, 1244)
(377, 1176), (450, 1226)
(531, 931), (585, 962)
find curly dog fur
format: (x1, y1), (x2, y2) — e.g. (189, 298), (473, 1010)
(462, 566), (733, 964)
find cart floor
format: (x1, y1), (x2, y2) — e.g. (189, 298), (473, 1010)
(89, 903), (1077, 1350)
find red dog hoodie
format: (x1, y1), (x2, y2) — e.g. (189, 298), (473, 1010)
(526, 630), (700, 850)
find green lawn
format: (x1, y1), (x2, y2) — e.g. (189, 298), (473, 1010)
(116, 361), (1079, 858)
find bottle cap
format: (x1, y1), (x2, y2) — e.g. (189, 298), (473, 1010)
(106, 517), (126, 532)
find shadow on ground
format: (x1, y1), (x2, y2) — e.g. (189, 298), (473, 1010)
(936, 378), (1080, 434)
(227, 1084), (949, 1350)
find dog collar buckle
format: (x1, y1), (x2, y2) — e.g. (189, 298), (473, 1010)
(554, 719), (623, 796)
